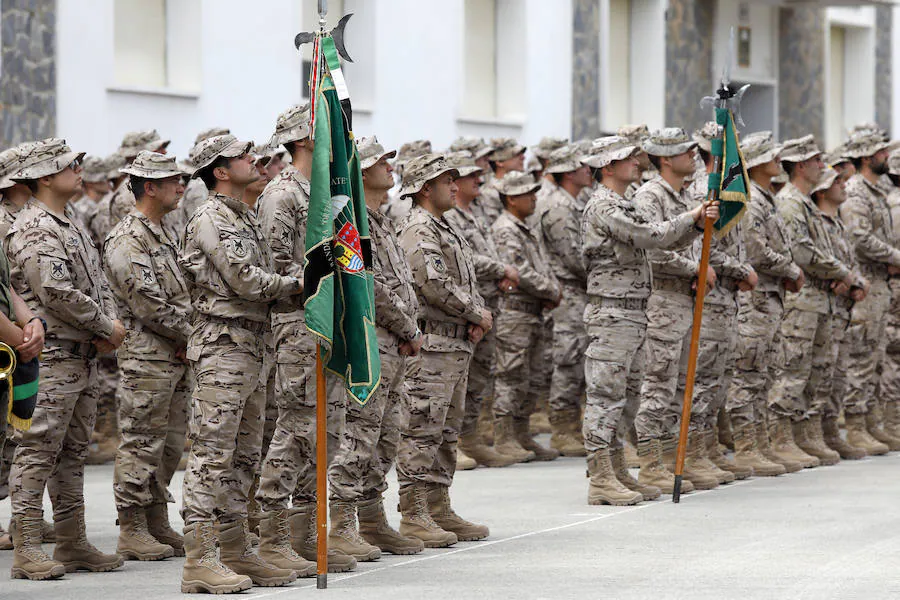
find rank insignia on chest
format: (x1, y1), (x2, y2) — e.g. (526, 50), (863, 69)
(50, 261), (67, 280)
(66, 236), (79, 248)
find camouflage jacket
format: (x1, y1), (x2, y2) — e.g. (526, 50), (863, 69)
(179, 178), (209, 231)
(637, 176), (701, 283)
(89, 191), (114, 246)
(821, 212), (859, 316)
(0, 196), (22, 240)
(477, 179), (504, 229)
(535, 185), (587, 287)
(840, 174), (900, 279)
(744, 181), (802, 295)
(491, 210), (561, 310)
(7, 199), (118, 344)
(444, 205), (506, 302)
(108, 179), (135, 232)
(104, 209), (192, 361)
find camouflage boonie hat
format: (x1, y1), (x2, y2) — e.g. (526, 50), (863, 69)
(494, 171), (541, 196)
(525, 155), (542, 173)
(449, 136), (492, 160)
(488, 138), (526, 162)
(842, 129), (891, 159)
(397, 140), (432, 163)
(271, 104), (311, 146)
(357, 136), (397, 170)
(80, 156), (109, 183)
(811, 166), (840, 195)
(444, 151), (482, 178)
(189, 134), (253, 177)
(399, 153), (458, 197)
(11, 138), (85, 181)
(617, 124), (650, 146)
(889, 150), (900, 176)
(642, 128), (697, 157)
(582, 136), (639, 169)
(120, 151), (189, 179)
(780, 135), (822, 163)
(848, 122), (886, 139)
(119, 129), (170, 159)
(195, 126), (231, 146)
(0, 146), (23, 189)
(545, 145), (585, 174)
(105, 152), (128, 179)
(693, 121), (723, 153)
(532, 136), (568, 160)
(740, 131), (782, 169)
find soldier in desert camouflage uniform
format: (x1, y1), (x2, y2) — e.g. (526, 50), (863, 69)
(384, 140), (431, 222)
(881, 150), (900, 442)
(178, 127), (231, 232)
(532, 137), (568, 201)
(71, 157), (110, 233)
(108, 130), (171, 231)
(479, 139), (526, 229)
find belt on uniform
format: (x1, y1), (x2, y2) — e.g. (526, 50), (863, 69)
(861, 262), (889, 279)
(652, 277), (693, 296)
(50, 339), (97, 359)
(718, 276), (740, 293)
(500, 297), (543, 315)
(205, 315), (267, 334)
(420, 320), (469, 340)
(589, 296), (647, 311)
(806, 276), (833, 293)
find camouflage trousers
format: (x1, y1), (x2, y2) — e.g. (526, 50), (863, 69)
(842, 277), (890, 415)
(880, 278), (900, 407)
(94, 352), (119, 441)
(257, 320), (345, 511)
(0, 429), (12, 499)
(769, 307), (835, 421)
(635, 290), (694, 442)
(549, 285), (588, 415)
(461, 303), (497, 437)
(113, 357), (189, 510)
(582, 302), (646, 452)
(493, 310), (547, 419)
(688, 290), (738, 431)
(397, 347), (471, 489)
(261, 341), (278, 457)
(329, 338), (405, 501)
(826, 306), (852, 419)
(727, 291), (784, 427)
(9, 349), (98, 517)
(181, 332), (265, 525)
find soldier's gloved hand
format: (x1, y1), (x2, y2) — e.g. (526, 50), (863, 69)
(93, 339), (116, 354)
(477, 308), (493, 332)
(503, 265), (520, 285)
(832, 280), (850, 297)
(175, 347), (188, 364)
(738, 267), (758, 292)
(468, 324), (485, 345)
(406, 332), (423, 355)
(498, 277), (518, 293)
(851, 286), (867, 302)
(106, 319), (126, 349)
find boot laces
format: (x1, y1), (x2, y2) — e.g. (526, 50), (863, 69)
(305, 507), (318, 548)
(75, 513), (101, 552)
(336, 504), (367, 545)
(20, 519), (51, 561)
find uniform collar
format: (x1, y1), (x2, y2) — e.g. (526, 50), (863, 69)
(210, 191), (248, 214)
(33, 197), (74, 226)
(501, 209), (536, 237)
(280, 164), (311, 196)
(129, 208), (170, 242)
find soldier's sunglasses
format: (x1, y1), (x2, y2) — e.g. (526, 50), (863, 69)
(67, 157), (83, 171)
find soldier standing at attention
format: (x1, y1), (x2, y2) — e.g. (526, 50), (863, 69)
(104, 152), (193, 561)
(7, 139), (125, 580)
(397, 154), (492, 547)
(480, 139), (527, 228)
(179, 134), (300, 593)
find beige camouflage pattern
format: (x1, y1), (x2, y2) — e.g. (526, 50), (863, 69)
(821, 213), (857, 419)
(0, 195), (22, 239)
(881, 186), (900, 407)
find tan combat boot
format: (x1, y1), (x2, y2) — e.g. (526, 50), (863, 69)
(458, 432), (517, 468)
(257, 510), (316, 577)
(53, 507), (124, 572)
(624, 443), (640, 469)
(146, 503), (184, 556)
(637, 439), (693, 495)
(708, 427), (750, 480)
(550, 409), (587, 457)
(681, 431), (720, 490)
(696, 429), (734, 484)
(0, 520), (12, 550)
(455, 448), (477, 471)
(770, 416), (819, 468)
(10, 512), (65, 580)
(288, 503), (357, 573)
(759, 418), (802, 472)
(587, 449), (643, 505)
(117, 507), (174, 561)
(398, 485), (457, 548)
(793, 418), (839, 466)
(328, 501), (381, 561)
(732, 423), (785, 476)
(846, 413), (889, 455)
(358, 495), (424, 555)
(477, 401), (494, 445)
(610, 447), (660, 500)
(181, 521), (252, 594)
(884, 402), (900, 438)
(717, 409), (735, 451)
(822, 416), (866, 460)
(427, 484), (489, 541)
(529, 397), (552, 434)
(218, 519), (296, 587)
(493, 416), (535, 463)
(866, 410), (900, 450)
(41, 519), (55, 543)
(515, 416), (560, 461)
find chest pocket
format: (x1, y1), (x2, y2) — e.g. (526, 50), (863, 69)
(63, 234), (94, 289)
(149, 243), (186, 295)
(219, 225), (260, 265)
(444, 234), (468, 285)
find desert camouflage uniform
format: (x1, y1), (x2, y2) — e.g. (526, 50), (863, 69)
(6, 200), (118, 518)
(581, 184), (699, 451)
(491, 210), (561, 420)
(476, 179), (504, 229)
(89, 191), (114, 246)
(634, 177), (702, 442)
(444, 205), (506, 436)
(727, 181), (802, 426)
(771, 183), (852, 421)
(534, 185), (589, 417)
(839, 174), (900, 415)
(104, 210), (192, 510)
(0, 196), (22, 240)
(179, 191), (300, 525)
(178, 178), (209, 234)
(329, 206), (419, 501)
(881, 186), (900, 405)
(396, 205), (485, 488)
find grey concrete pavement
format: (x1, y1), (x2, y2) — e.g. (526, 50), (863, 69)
(1, 446), (899, 600)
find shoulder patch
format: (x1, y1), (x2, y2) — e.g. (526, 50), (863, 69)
(50, 260), (67, 280)
(430, 255), (447, 274)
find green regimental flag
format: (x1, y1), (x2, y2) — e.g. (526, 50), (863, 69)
(303, 35), (380, 405)
(707, 107), (750, 237)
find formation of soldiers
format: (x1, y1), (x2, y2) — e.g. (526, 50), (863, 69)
(0, 105), (899, 594)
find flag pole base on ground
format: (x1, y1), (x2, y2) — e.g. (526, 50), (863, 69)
(673, 475), (683, 504)
(318, 574), (327, 590)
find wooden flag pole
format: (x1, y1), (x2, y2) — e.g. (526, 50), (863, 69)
(316, 344), (328, 588)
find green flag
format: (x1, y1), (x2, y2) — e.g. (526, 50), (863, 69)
(708, 107), (750, 237)
(304, 35), (380, 405)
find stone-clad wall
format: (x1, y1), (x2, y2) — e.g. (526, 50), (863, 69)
(572, 0), (601, 140)
(778, 7), (825, 142)
(875, 5), (892, 133)
(664, 0), (714, 133)
(0, 0), (56, 149)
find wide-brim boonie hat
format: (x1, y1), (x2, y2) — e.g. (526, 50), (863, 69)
(642, 128), (697, 157)
(190, 135), (253, 177)
(582, 136), (638, 169)
(400, 154), (459, 197)
(120, 150), (190, 179)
